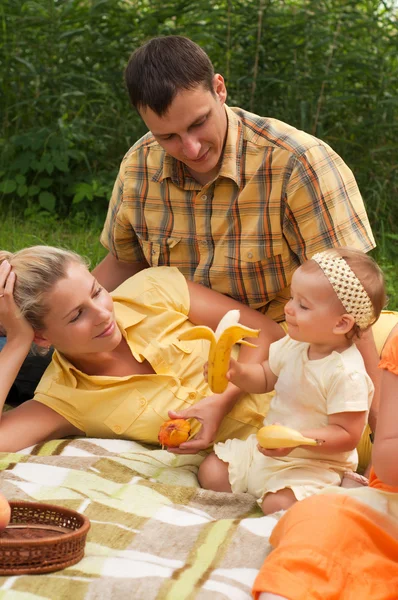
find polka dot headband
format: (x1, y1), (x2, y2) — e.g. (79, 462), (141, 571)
(311, 251), (374, 329)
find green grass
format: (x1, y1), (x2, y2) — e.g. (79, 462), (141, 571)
(1, 212), (396, 310)
(0, 212), (107, 268)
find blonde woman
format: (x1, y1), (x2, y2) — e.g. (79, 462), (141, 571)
(0, 246), (283, 452)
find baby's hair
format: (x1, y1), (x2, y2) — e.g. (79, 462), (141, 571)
(303, 247), (386, 338)
(0, 246), (89, 350)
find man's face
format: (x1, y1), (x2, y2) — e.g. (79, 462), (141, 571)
(139, 75), (228, 183)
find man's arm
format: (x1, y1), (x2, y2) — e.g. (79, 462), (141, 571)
(92, 252), (149, 292)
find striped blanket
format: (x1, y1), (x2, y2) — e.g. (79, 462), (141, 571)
(0, 438), (278, 599)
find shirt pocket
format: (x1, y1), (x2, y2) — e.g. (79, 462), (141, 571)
(138, 236), (182, 267)
(103, 390), (148, 436)
(223, 239), (284, 307)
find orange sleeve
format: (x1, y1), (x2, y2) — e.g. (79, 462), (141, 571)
(379, 335), (398, 375)
(369, 467), (398, 493)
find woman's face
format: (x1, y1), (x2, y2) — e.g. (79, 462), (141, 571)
(37, 262), (122, 357)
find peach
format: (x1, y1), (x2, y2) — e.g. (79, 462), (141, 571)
(0, 492), (11, 531)
(158, 419), (191, 448)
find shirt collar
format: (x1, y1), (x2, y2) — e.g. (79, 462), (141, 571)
(152, 105), (244, 188)
(217, 105), (243, 186)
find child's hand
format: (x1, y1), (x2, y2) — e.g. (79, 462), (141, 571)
(0, 261), (35, 344)
(257, 443), (294, 458)
(226, 357), (245, 386)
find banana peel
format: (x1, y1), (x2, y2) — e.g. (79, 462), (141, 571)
(178, 309), (260, 394)
(257, 425), (324, 449)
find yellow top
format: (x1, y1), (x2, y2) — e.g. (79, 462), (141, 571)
(101, 105), (375, 322)
(33, 267), (267, 446)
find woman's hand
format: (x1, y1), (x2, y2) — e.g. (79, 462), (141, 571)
(0, 261), (34, 344)
(166, 395), (228, 454)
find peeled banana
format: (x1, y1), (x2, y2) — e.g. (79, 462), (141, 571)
(178, 309), (260, 394)
(257, 425), (323, 448)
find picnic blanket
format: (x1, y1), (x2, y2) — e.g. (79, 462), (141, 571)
(0, 438), (279, 599)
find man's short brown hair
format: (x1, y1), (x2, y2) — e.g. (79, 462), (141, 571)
(124, 36), (215, 116)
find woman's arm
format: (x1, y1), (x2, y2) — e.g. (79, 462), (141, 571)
(0, 263), (35, 414)
(0, 262), (82, 451)
(186, 280), (285, 356)
(371, 369), (398, 486)
(168, 281), (285, 454)
(0, 401), (82, 452)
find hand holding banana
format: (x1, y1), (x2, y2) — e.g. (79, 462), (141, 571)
(256, 425), (324, 457)
(179, 309), (260, 394)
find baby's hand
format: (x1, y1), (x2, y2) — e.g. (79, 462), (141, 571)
(257, 444), (294, 458)
(226, 357), (245, 386)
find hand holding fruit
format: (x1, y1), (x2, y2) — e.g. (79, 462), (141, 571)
(158, 419), (191, 448)
(179, 309), (259, 394)
(256, 424), (323, 457)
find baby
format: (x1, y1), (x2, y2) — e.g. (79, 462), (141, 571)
(198, 247), (386, 515)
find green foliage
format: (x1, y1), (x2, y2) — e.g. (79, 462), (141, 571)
(0, 211), (107, 268)
(0, 0), (397, 265)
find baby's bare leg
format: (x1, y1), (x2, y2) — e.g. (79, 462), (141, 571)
(198, 452), (232, 492)
(261, 488), (297, 515)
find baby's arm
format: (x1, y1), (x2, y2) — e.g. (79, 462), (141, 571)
(227, 357), (278, 394)
(298, 410), (367, 454)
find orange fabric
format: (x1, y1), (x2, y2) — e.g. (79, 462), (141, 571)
(369, 467), (398, 493)
(379, 334), (398, 375)
(252, 494), (398, 600)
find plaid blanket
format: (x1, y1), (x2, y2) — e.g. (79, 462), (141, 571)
(0, 438), (278, 599)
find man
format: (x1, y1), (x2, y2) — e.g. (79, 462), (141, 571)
(95, 35), (374, 323)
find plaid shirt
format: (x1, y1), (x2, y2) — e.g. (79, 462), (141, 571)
(101, 106), (375, 321)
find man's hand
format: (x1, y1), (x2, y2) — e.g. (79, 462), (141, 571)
(166, 395), (228, 454)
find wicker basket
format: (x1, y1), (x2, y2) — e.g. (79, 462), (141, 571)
(0, 501), (90, 575)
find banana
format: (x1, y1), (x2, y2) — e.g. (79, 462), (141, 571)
(257, 425), (323, 449)
(178, 309), (260, 394)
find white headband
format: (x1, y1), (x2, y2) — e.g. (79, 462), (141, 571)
(311, 251), (374, 329)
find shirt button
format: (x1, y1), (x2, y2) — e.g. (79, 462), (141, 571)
(201, 195), (207, 201)
(189, 392), (196, 400)
(247, 252), (253, 259)
(140, 398), (146, 406)
(113, 425), (122, 434)
(151, 249), (157, 255)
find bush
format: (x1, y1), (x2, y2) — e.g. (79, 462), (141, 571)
(0, 0), (397, 259)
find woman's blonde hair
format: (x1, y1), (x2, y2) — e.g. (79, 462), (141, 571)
(0, 245), (89, 333)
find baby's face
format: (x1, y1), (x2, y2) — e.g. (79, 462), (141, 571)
(284, 266), (345, 345)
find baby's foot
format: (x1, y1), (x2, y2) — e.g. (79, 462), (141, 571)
(341, 471), (369, 488)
